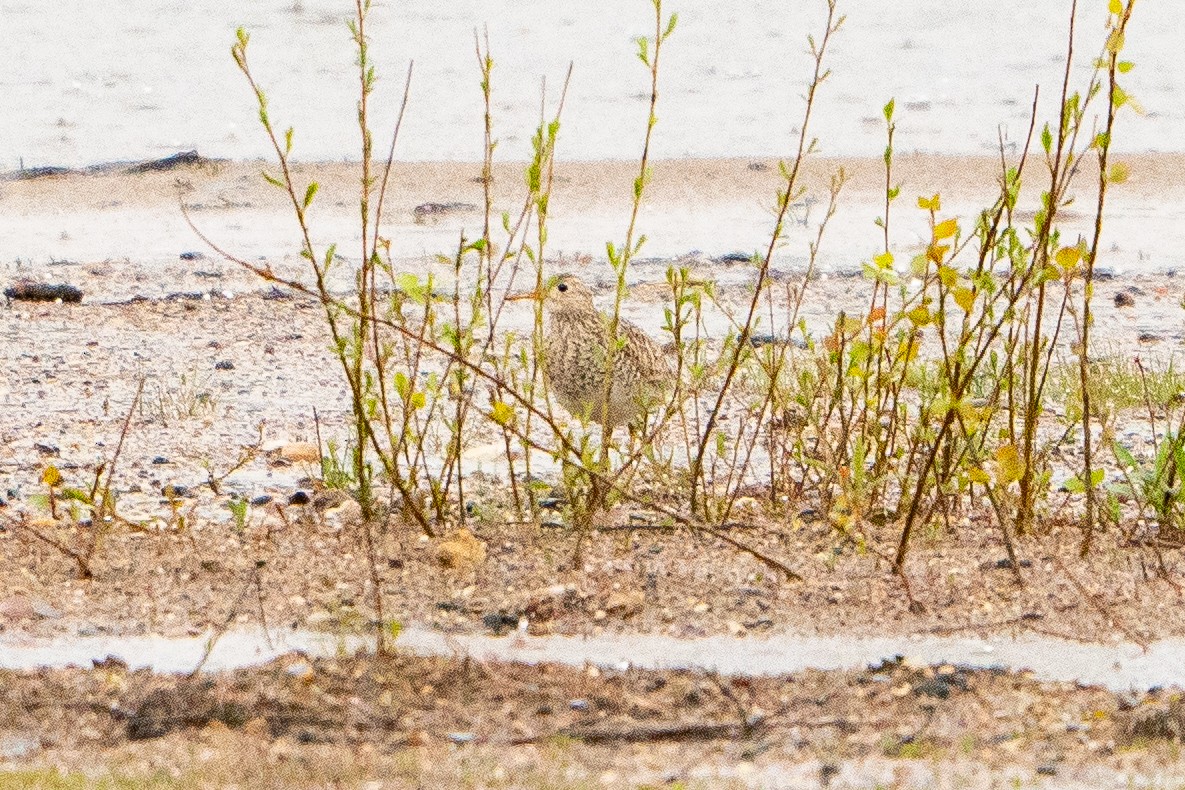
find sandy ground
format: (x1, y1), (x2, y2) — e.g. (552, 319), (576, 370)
(4, 155), (1185, 785)
(3, 650), (1185, 789)
(3, 152), (1185, 288)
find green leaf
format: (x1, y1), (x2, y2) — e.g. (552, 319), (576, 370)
(1117, 60), (1135, 73)
(933, 217), (958, 240)
(1112, 442), (1137, 470)
(636, 36), (650, 66)
(262, 171), (284, 189)
(995, 444), (1024, 484)
(41, 465), (62, 487)
(303, 182), (319, 209)
(664, 12), (678, 38)
(883, 97), (895, 122)
(491, 401), (515, 426)
(1041, 123), (1053, 154)
(952, 286), (975, 312)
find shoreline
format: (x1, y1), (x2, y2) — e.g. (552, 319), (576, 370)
(3, 150), (1185, 284)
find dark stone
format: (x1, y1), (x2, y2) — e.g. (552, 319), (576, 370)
(9, 166), (73, 180)
(482, 612), (519, 633)
(5, 281), (83, 303)
(123, 150), (204, 173)
(1114, 291), (1136, 308)
(288, 491), (311, 506)
(126, 681), (248, 740)
(33, 443), (60, 456)
(179, 251), (206, 261)
(161, 484), (189, 498)
(214, 360), (235, 370)
(1036, 764), (1058, 776)
(151, 456), (169, 465)
(412, 202), (479, 222)
(250, 494), (273, 506)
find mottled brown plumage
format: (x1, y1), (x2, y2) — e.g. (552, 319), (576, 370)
(526, 274), (669, 429)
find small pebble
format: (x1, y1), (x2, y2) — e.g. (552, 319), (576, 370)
(214, 360), (235, 370)
(288, 491), (311, 506)
(250, 494), (273, 506)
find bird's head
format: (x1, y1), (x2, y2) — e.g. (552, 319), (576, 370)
(508, 273), (597, 317)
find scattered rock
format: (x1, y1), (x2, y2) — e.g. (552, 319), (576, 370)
(124, 150), (205, 174)
(4, 280), (83, 303)
(279, 442), (320, 464)
(161, 484), (190, 498)
(250, 494), (273, 506)
(179, 251), (206, 261)
(30, 598), (63, 619)
(0, 734), (40, 760)
(312, 489), (350, 511)
(0, 595), (37, 621)
(1138, 332), (1162, 343)
(322, 497), (362, 528)
(288, 491), (311, 506)
(214, 360), (235, 370)
(412, 202), (478, 224)
(126, 681), (248, 740)
(7, 166), (72, 181)
(913, 678), (954, 699)
(435, 528), (487, 571)
(0, 594), (61, 621)
(1114, 291), (1135, 308)
(33, 442), (60, 456)
(604, 589), (646, 618)
(1122, 699), (1185, 742)
(151, 456), (169, 465)
(482, 612), (520, 633)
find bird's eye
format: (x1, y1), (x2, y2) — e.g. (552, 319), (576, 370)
(557, 282), (568, 292)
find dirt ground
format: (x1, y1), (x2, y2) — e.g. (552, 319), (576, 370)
(3, 649), (1185, 788)
(4, 156), (1185, 786)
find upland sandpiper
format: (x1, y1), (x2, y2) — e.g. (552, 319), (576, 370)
(513, 274), (669, 429)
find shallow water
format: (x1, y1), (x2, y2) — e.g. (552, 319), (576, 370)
(0, 0), (1179, 168)
(1, 624), (1181, 692)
